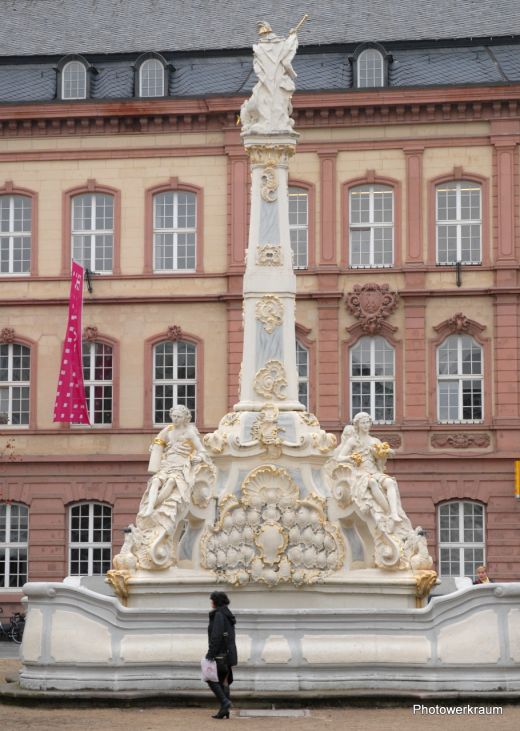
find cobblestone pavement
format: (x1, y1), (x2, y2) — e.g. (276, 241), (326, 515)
(1, 659), (519, 731)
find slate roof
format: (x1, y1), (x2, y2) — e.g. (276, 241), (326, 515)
(2, 44), (520, 104)
(1, 0), (520, 57)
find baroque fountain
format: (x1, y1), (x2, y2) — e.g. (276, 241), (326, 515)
(18, 18), (520, 693)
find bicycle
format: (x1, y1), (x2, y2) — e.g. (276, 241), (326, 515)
(0, 608), (26, 643)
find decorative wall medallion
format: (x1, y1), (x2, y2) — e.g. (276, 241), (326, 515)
(431, 433), (491, 449)
(345, 283), (399, 335)
(256, 244), (283, 266)
(167, 324), (183, 341)
(83, 326), (99, 342)
(200, 464), (344, 586)
(0, 327), (15, 344)
(255, 295), (284, 333)
(376, 433), (402, 449)
(260, 165), (278, 202)
(254, 360), (288, 399)
(447, 312), (470, 334)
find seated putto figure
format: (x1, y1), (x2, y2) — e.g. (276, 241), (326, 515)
(335, 411), (403, 523)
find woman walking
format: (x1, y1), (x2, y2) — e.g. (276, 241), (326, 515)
(206, 591), (237, 719)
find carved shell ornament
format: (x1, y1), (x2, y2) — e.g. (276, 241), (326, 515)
(256, 243), (283, 266)
(254, 359), (288, 399)
(200, 464), (344, 586)
(345, 283), (399, 335)
(255, 295), (284, 333)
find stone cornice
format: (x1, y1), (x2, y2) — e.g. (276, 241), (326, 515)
(2, 85), (520, 138)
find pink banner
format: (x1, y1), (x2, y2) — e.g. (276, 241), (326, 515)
(53, 261), (90, 424)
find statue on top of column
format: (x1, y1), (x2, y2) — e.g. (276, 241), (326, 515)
(240, 15), (309, 136)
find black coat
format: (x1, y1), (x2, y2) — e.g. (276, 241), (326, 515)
(207, 606), (237, 667)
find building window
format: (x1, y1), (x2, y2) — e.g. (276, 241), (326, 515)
(0, 195), (31, 275)
(289, 187), (308, 269)
(438, 501), (485, 577)
(0, 503), (28, 589)
(296, 339), (309, 410)
(69, 503), (112, 576)
(62, 60), (87, 100)
(349, 185), (393, 267)
(350, 336), (394, 422)
(71, 193), (114, 273)
(153, 340), (196, 424)
(437, 334), (483, 422)
(436, 181), (481, 265)
(0, 343), (30, 426)
(139, 58), (165, 97)
(357, 48), (384, 88)
(82, 342), (112, 425)
(153, 191), (196, 272)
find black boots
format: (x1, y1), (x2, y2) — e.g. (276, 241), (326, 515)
(207, 680), (231, 719)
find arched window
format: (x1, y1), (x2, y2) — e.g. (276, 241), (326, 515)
(0, 194), (31, 275)
(61, 59), (88, 100)
(436, 181), (481, 265)
(296, 339), (309, 410)
(0, 503), (28, 588)
(349, 184), (393, 267)
(289, 187), (308, 269)
(153, 191), (196, 272)
(82, 341), (113, 425)
(437, 334), (483, 422)
(71, 192), (114, 273)
(69, 502), (112, 576)
(139, 59), (165, 97)
(350, 336), (394, 422)
(438, 501), (485, 578)
(0, 342), (30, 426)
(357, 48), (384, 88)
(153, 340), (196, 425)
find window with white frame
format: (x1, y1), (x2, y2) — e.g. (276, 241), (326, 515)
(438, 501), (485, 577)
(82, 341), (112, 425)
(289, 187), (308, 269)
(350, 336), (394, 422)
(153, 191), (196, 272)
(0, 343), (30, 426)
(0, 503), (28, 588)
(357, 48), (384, 88)
(139, 58), (165, 97)
(0, 195), (31, 275)
(71, 193), (113, 273)
(153, 340), (196, 424)
(437, 334), (483, 422)
(62, 60), (87, 100)
(69, 503), (112, 576)
(436, 181), (482, 265)
(296, 339), (309, 410)
(349, 185), (393, 267)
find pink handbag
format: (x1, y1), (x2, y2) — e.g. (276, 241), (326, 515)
(201, 657), (219, 682)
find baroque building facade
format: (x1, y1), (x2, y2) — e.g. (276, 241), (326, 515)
(1, 1), (520, 613)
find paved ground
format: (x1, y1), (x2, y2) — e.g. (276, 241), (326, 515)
(1, 645), (519, 731)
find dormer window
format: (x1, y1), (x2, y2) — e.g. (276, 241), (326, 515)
(351, 43), (391, 89)
(58, 55), (91, 100)
(135, 53), (169, 98)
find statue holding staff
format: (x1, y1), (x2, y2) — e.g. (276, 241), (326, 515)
(241, 14), (309, 135)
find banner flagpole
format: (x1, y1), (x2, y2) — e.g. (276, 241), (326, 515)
(53, 261), (90, 425)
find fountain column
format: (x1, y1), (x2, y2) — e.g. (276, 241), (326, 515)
(236, 134), (303, 411)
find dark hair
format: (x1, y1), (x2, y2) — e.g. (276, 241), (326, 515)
(210, 591), (230, 607)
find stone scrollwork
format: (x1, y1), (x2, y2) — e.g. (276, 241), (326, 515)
(256, 295), (284, 333)
(201, 464), (344, 586)
(261, 165), (278, 202)
(345, 283), (399, 335)
(250, 403), (284, 455)
(256, 243), (283, 266)
(254, 359), (288, 399)
(431, 432), (491, 449)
